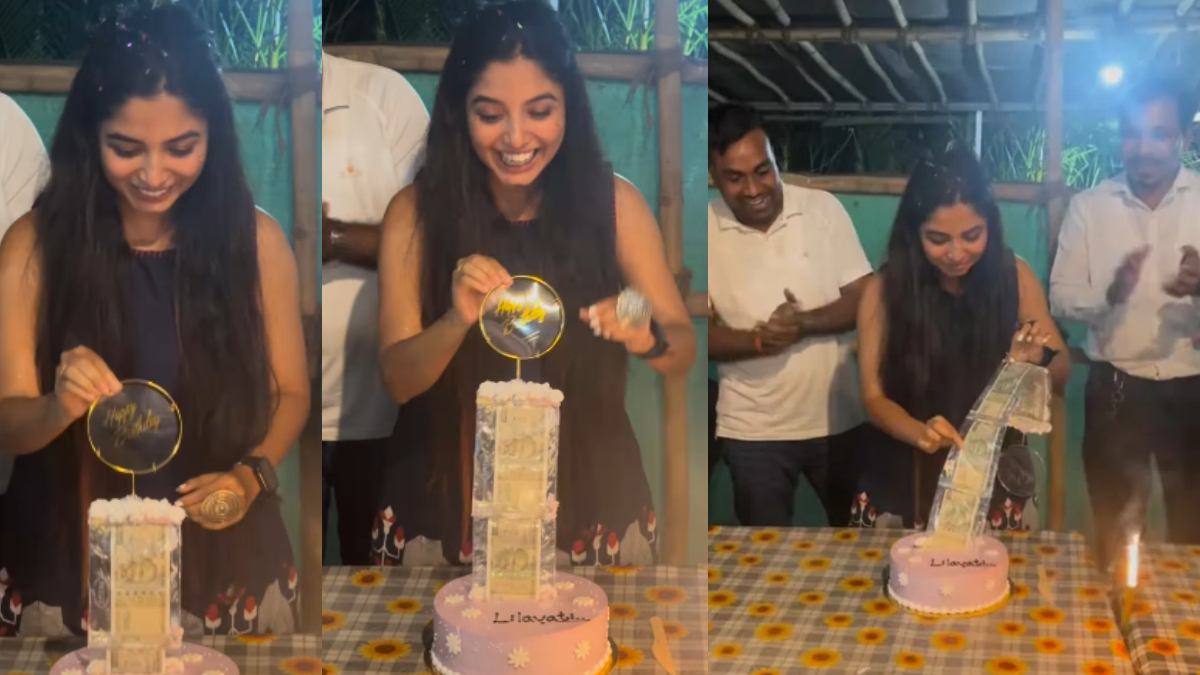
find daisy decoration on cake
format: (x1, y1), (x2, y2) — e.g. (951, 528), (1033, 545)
(939, 582), (954, 598)
(508, 647), (531, 668)
(445, 595), (465, 605)
(575, 641), (591, 659)
(897, 572), (909, 587)
(447, 633), (462, 655)
(574, 596), (594, 607)
(462, 608), (481, 618)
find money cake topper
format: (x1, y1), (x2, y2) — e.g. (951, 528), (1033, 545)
(87, 379), (182, 493)
(926, 361), (1052, 548)
(479, 276), (565, 379)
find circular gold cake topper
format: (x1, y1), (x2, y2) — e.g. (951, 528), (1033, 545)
(86, 379), (182, 475)
(479, 275), (565, 360)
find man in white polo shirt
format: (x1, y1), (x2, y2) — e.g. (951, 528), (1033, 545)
(0, 93), (46, 498)
(322, 51), (428, 564)
(708, 105), (871, 527)
(1051, 77), (1200, 575)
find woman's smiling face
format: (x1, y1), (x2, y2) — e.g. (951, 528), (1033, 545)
(466, 56), (565, 187)
(100, 93), (208, 215)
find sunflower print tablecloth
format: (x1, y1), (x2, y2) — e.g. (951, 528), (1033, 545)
(321, 564), (706, 674)
(1123, 542), (1200, 674)
(709, 526), (1133, 675)
(0, 634), (320, 675)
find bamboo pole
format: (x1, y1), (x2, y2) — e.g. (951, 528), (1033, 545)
(711, 17), (1200, 43)
(286, 0), (321, 634)
(655, 0), (688, 566)
(322, 44), (707, 83)
(0, 63), (284, 99)
(746, 101), (1078, 113)
(1045, 0), (1068, 533)
(708, 172), (1075, 204)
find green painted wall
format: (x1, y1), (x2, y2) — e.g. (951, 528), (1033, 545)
(708, 191), (1168, 543)
(8, 94), (305, 564)
(332, 74), (713, 565)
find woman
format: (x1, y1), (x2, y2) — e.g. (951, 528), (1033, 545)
(0, 7), (307, 636)
(375, 1), (694, 566)
(852, 147), (1069, 531)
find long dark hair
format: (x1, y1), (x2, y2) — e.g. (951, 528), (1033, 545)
(416, 0), (619, 323)
(35, 6), (271, 532)
(412, 1), (622, 553)
(879, 146), (1015, 419)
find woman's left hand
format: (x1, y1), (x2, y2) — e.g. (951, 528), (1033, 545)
(580, 296), (656, 354)
(1007, 320), (1051, 365)
(176, 467), (260, 531)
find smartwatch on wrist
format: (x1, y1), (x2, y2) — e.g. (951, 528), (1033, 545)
(633, 320), (670, 360)
(235, 456), (279, 499)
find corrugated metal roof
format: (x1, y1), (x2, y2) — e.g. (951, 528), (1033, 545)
(710, 0), (1200, 115)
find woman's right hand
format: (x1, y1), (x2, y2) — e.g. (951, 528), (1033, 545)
(54, 346), (122, 421)
(913, 415), (964, 454)
(451, 255), (512, 325)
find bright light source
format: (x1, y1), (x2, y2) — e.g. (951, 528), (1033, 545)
(1100, 64), (1125, 87)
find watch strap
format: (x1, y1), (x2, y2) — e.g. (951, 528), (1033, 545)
(633, 320), (669, 360)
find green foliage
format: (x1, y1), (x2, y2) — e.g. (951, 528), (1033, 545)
(323, 0), (708, 59)
(0, 0), (322, 69)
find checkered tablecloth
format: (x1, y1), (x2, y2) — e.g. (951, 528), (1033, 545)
(1123, 542), (1200, 674)
(709, 526), (1133, 674)
(322, 565), (706, 674)
(0, 634), (320, 675)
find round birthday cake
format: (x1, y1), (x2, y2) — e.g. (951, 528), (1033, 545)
(430, 573), (610, 675)
(887, 532), (1010, 615)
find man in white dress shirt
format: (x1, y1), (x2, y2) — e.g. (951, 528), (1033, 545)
(708, 105), (871, 527)
(321, 52), (428, 564)
(0, 93), (47, 497)
(1050, 77), (1200, 574)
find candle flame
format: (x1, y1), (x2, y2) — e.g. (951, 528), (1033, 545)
(1126, 533), (1140, 589)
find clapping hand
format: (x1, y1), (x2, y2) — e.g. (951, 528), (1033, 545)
(1107, 246), (1150, 305)
(755, 289), (803, 354)
(1164, 246), (1200, 297)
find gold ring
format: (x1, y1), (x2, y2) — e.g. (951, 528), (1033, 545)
(200, 490), (243, 525)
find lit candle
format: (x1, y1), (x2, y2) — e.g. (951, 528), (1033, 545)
(1121, 533), (1140, 632)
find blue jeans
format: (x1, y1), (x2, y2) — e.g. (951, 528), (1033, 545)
(720, 425), (864, 527)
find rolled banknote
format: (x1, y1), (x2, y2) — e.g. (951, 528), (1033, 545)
(616, 287), (652, 328)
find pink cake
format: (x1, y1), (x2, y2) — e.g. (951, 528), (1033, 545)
(49, 643), (239, 675)
(887, 532), (1010, 615)
(431, 573), (610, 675)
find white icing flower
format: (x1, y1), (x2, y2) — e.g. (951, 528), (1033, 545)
(445, 594), (465, 605)
(897, 572), (909, 587)
(985, 579), (996, 591)
(508, 647), (531, 669)
(575, 641), (591, 659)
(462, 608), (481, 618)
(574, 596), (594, 607)
(183, 654), (204, 664)
(914, 536), (928, 547)
(555, 581), (575, 591)
(939, 582), (954, 598)
(985, 549), (999, 558)
(897, 546), (911, 554)
(447, 633), (462, 655)
(908, 556), (922, 564)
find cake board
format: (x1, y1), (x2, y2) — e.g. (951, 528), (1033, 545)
(880, 563), (1013, 618)
(49, 643), (239, 675)
(422, 620), (619, 675)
